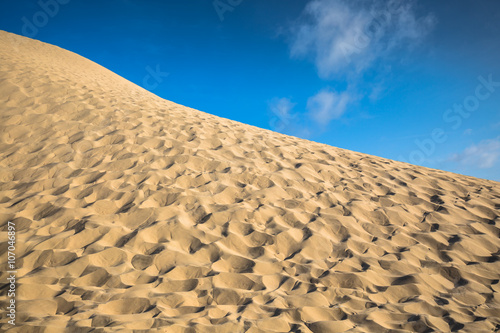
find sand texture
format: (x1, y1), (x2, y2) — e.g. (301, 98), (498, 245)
(1, 31), (500, 332)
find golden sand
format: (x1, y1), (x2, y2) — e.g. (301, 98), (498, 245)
(1, 31), (499, 332)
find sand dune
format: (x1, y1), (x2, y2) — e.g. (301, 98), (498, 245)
(1, 31), (500, 332)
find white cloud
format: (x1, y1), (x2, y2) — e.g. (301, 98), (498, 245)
(290, 0), (435, 79)
(269, 97), (296, 120)
(307, 88), (351, 124)
(269, 0), (434, 133)
(268, 97), (309, 135)
(450, 137), (500, 169)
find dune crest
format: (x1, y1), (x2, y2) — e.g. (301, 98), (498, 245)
(1, 31), (499, 332)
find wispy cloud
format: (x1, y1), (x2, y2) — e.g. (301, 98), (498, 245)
(307, 88), (351, 125)
(270, 0), (435, 136)
(268, 98), (311, 137)
(290, 0), (435, 79)
(450, 137), (500, 169)
(269, 97), (296, 120)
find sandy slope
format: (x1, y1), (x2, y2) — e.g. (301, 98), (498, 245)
(0, 31), (499, 332)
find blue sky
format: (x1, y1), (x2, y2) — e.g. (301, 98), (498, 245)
(1, 0), (499, 181)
